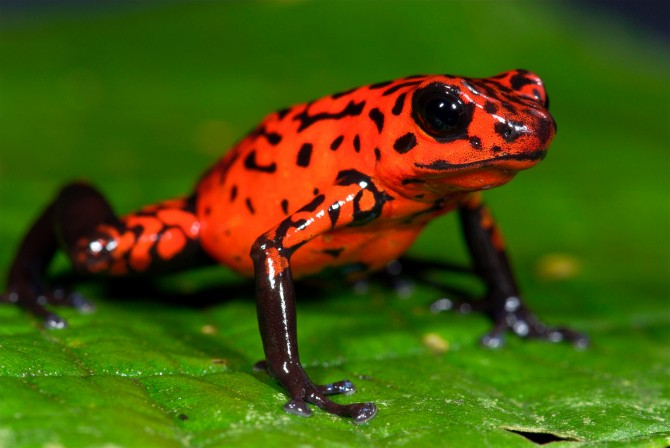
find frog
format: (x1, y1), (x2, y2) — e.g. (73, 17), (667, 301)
(2, 70), (587, 424)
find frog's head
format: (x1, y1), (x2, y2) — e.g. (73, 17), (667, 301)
(376, 70), (556, 199)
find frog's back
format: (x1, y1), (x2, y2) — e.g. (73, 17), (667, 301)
(195, 78), (424, 275)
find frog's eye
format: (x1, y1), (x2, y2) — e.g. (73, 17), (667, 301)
(412, 87), (470, 140)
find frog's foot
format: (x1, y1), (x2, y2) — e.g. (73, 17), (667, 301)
(282, 384), (377, 425)
(479, 297), (589, 349)
(1, 284), (94, 329)
(283, 397), (376, 424)
(254, 360), (376, 424)
(431, 294), (588, 349)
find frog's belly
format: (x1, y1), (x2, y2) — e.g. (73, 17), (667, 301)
(289, 225), (424, 278)
(202, 219), (424, 279)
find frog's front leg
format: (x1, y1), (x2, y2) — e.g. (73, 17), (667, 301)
(250, 171), (387, 424)
(458, 193), (588, 348)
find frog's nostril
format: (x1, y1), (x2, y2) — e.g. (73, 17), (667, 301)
(544, 93), (550, 110)
(494, 121), (524, 143)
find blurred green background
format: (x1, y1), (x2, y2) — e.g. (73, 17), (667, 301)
(0, 1), (668, 447)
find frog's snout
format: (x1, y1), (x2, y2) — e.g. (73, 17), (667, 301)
(501, 69), (550, 109)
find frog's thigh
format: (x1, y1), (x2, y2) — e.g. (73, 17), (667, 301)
(70, 195), (210, 276)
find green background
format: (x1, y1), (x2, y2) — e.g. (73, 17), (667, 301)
(0, 1), (668, 447)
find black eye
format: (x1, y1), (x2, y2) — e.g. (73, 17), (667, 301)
(412, 87), (471, 140)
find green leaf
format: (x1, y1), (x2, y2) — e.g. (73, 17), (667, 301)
(0, 1), (667, 447)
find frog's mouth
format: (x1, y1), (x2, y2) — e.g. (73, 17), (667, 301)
(414, 150), (547, 172)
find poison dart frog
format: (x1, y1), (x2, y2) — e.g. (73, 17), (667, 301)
(2, 70), (586, 424)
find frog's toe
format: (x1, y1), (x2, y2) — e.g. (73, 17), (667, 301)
(350, 402), (377, 425)
(430, 297), (480, 314)
(542, 326), (589, 349)
(283, 399), (313, 417)
(318, 379), (356, 396)
(44, 313), (68, 330)
(252, 359), (268, 372)
(478, 320), (507, 348)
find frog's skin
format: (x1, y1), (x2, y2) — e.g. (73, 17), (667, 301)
(2, 70), (586, 424)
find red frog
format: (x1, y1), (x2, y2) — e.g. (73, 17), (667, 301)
(2, 70), (586, 424)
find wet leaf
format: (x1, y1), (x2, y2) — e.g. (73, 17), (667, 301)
(0, 1), (667, 447)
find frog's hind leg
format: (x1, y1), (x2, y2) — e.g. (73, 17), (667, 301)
(2, 182), (212, 328)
